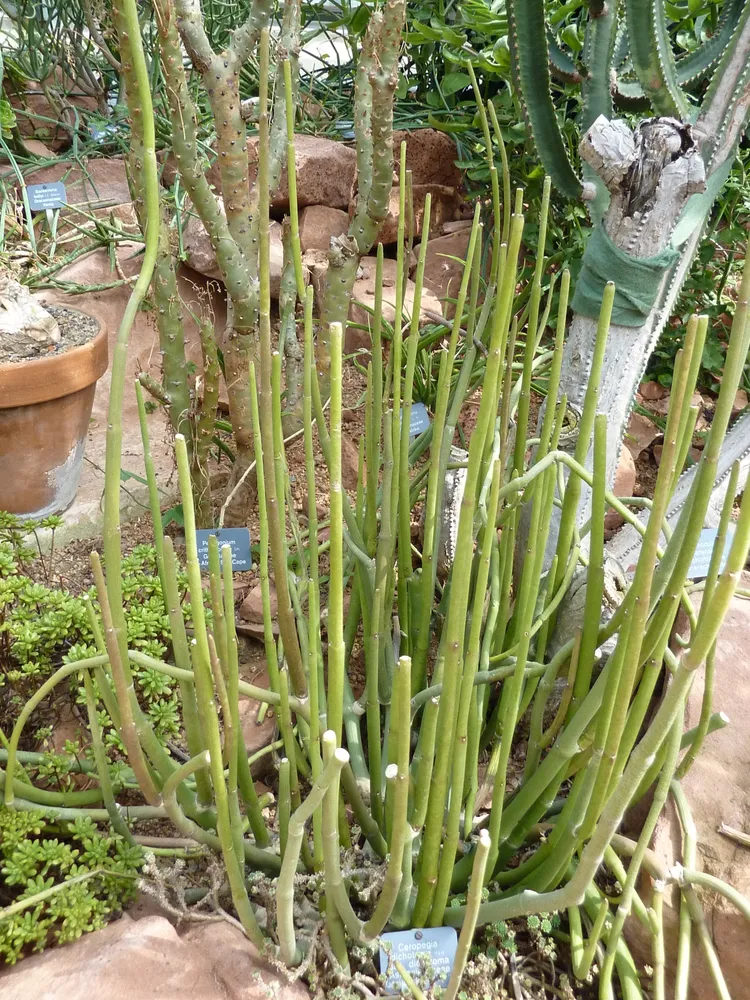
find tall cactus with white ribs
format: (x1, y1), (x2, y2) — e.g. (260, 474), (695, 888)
(507, 0), (750, 570)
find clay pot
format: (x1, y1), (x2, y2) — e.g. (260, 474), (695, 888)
(0, 313), (107, 517)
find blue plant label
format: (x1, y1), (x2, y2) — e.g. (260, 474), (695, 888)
(379, 927), (457, 993)
(687, 525), (735, 580)
(26, 182), (67, 212)
(195, 528), (252, 571)
(89, 122), (119, 142)
(408, 402), (431, 439)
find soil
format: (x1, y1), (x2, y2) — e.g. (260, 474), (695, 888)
(0, 304), (100, 364)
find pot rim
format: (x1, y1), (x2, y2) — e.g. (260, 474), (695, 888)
(0, 309), (108, 409)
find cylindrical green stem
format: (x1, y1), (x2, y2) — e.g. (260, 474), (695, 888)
(443, 829), (491, 1000)
(277, 748), (348, 964)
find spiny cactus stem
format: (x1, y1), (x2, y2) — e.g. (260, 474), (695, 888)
(269, 1), (300, 194)
(363, 0), (406, 251)
(155, 1), (255, 323)
(353, 20), (376, 214)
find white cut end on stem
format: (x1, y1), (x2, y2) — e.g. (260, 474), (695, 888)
(385, 763), (398, 780)
(334, 748), (350, 765)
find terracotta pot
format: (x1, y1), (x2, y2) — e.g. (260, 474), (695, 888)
(0, 313), (108, 517)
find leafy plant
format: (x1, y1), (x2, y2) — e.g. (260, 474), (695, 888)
(0, 807), (143, 965)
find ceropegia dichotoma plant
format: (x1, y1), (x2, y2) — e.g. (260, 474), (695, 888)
(504, 0), (750, 570)
(5, 4), (750, 988)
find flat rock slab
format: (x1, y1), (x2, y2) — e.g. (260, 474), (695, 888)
(624, 579), (750, 1000)
(206, 135), (356, 213)
(0, 914), (308, 1000)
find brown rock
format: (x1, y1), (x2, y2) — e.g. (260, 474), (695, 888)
(421, 230), (472, 317)
(237, 665), (278, 774)
(298, 205), (350, 251)
(0, 913), (307, 999)
(345, 256), (443, 354)
(605, 447), (637, 533)
(341, 432), (362, 491)
(239, 581), (277, 624)
(299, 492), (327, 520)
(624, 410), (660, 459)
(653, 440), (702, 468)
(732, 389), (748, 416)
(207, 135), (356, 212)
(358, 183), (461, 246)
(182, 203), (284, 297)
(624, 582), (750, 1000)
(7, 77), (98, 151)
(20, 138), (56, 159)
(301, 248), (329, 291)
(639, 379), (669, 401)
(180, 922), (309, 999)
(392, 128), (462, 189)
(442, 219), (473, 235)
(157, 148), (179, 187)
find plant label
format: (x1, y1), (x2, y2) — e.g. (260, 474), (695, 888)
(195, 527), (252, 571)
(687, 525), (735, 580)
(26, 182), (67, 212)
(89, 122), (119, 142)
(379, 926), (457, 994)
(408, 402), (431, 439)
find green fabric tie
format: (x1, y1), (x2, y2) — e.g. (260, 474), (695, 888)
(571, 223), (680, 327)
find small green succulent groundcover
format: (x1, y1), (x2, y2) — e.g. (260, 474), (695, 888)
(0, 512), (204, 752)
(0, 807), (143, 965)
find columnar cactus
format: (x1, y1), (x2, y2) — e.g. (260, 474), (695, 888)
(509, 0), (750, 560)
